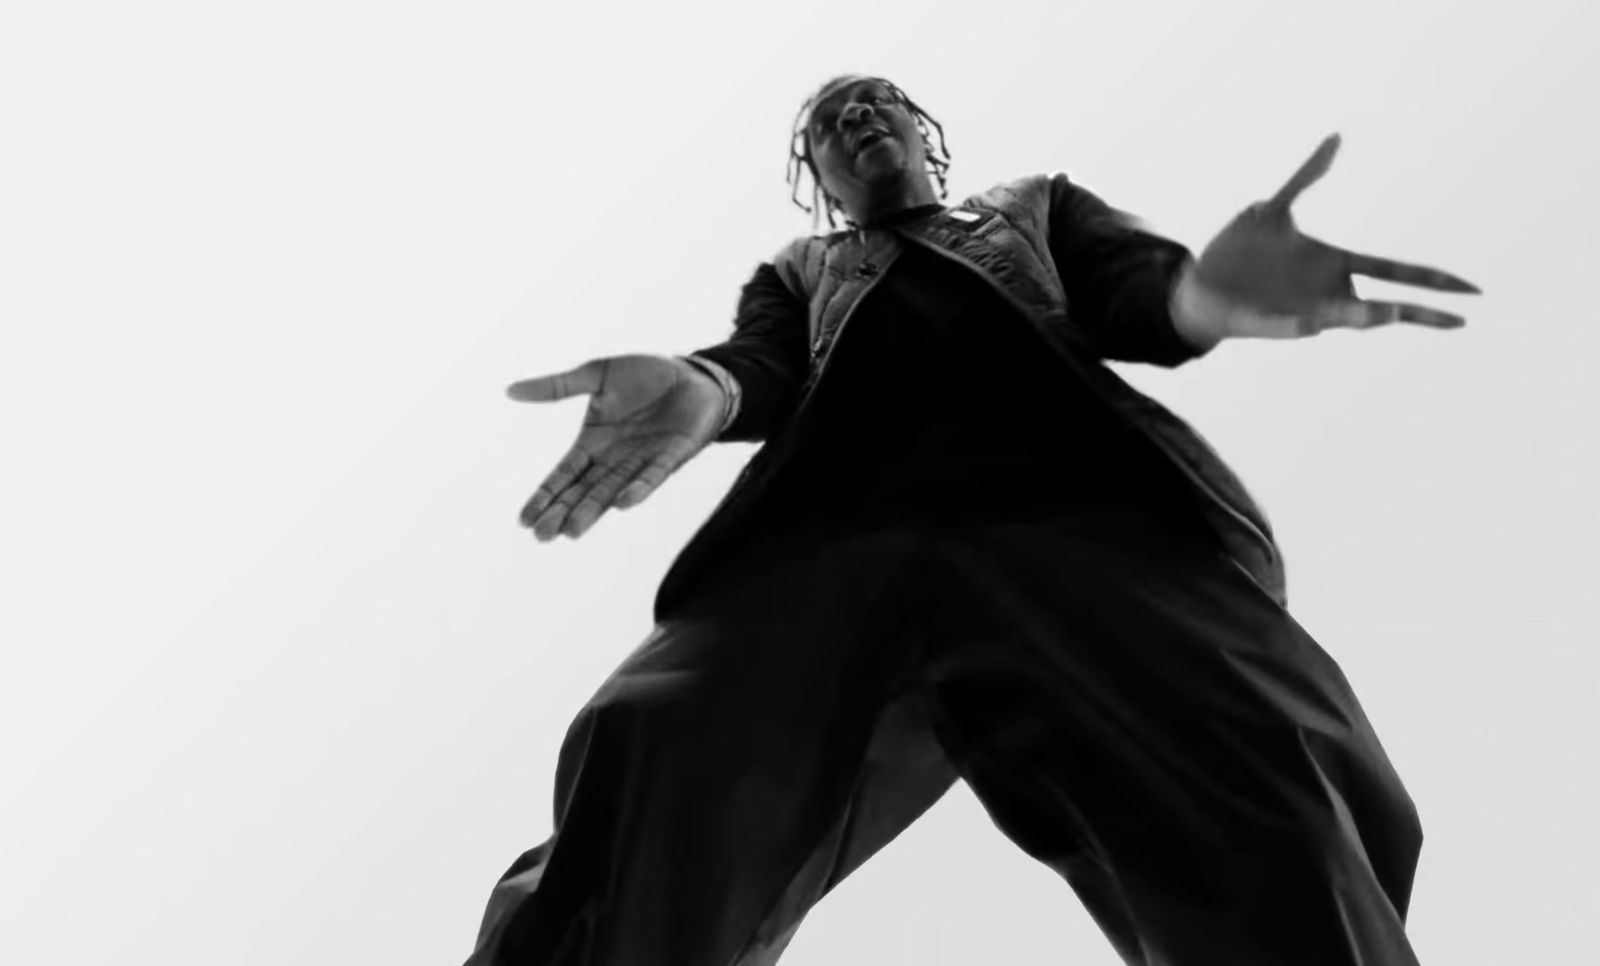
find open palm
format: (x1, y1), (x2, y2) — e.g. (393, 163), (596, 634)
(1193, 134), (1480, 337)
(507, 354), (724, 540)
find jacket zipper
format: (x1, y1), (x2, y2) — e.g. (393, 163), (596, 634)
(801, 250), (898, 402)
(896, 232), (1279, 564)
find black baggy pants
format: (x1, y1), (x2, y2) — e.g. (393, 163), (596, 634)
(464, 506), (1424, 965)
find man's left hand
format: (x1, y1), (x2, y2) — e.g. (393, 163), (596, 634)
(1182, 134), (1481, 341)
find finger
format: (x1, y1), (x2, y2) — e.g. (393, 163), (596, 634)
(562, 456), (647, 539)
(519, 447), (591, 525)
(1219, 305), (1322, 340)
(1313, 299), (1465, 331)
(529, 462), (597, 541)
(521, 449), (594, 536)
(1268, 133), (1341, 209)
(1343, 250), (1482, 294)
(612, 478), (653, 511)
(506, 358), (608, 403)
(613, 450), (689, 510)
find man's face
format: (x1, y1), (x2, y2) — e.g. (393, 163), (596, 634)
(805, 77), (929, 215)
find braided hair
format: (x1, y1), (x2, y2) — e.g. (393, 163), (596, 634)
(786, 75), (953, 232)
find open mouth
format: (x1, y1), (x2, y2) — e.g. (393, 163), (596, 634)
(853, 128), (891, 155)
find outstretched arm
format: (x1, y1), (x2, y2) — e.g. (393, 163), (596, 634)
(684, 261), (811, 443)
(1176, 134), (1480, 345)
(505, 260), (810, 542)
(1048, 138), (1480, 363)
(1046, 173), (1211, 368)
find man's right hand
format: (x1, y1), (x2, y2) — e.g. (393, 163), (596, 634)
(507, 354), (726, 541)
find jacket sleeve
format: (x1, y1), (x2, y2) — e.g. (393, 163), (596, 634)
(1047, 172), (1214, 368)
(684, 260), (811, 443)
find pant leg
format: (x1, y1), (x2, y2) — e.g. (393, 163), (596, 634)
(464, 525), (959, 966)
(916, 507), (1424, 966)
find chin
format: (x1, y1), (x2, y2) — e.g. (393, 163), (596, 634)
(856, 155), (910, 184)
(853, 140), (906, 171)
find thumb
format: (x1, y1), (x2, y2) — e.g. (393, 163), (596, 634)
(506, 359), (607, 403)
(1267, 132), (1341, 210)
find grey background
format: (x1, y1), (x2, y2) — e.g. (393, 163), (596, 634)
(3, 0), (1595, 962)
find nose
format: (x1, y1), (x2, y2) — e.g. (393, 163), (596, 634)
(838, 100), (877, 130)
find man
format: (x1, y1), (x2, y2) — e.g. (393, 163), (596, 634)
(464, 75), (1478, 966)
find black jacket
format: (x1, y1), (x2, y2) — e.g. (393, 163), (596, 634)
(656, 173), (1284, 617)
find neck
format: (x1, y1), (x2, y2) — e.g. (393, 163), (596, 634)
(845, 178), (940, 228)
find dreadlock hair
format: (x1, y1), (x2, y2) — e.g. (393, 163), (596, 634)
(786, 75), (952, 233)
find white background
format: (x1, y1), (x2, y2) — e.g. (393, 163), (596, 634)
(3, 1), (1596, 963)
